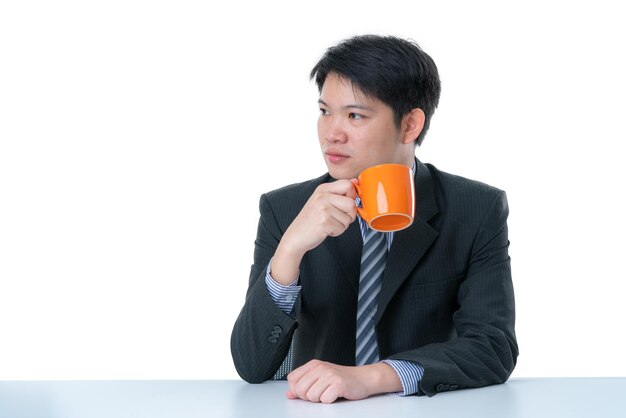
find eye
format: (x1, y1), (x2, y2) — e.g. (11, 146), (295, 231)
(319, 108), (329, 116)
(348, 112), (363, 120)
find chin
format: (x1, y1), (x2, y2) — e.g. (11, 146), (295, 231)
(328, 168), (356, 180)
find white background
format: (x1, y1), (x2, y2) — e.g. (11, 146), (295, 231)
(1, 0), (624, 380)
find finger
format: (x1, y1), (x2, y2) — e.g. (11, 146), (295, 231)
(320, 179), (357, 197)
(324, 206), (354, 231)
(313, 206), (352, 237)
(305, 379), (333, 403)
(292, 373), (320, 401)
(286, 390), (298, 400)
(287, 360), (323, 400)
(328, 195), (359, 218)
(320, 385), (342, 404)
(347, 179), (359, 199)
(287, 359), (319, 384)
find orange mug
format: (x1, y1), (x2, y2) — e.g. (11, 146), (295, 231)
(355, 163), (415, 232)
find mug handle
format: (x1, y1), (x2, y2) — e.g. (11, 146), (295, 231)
(353, 180), (367, 221)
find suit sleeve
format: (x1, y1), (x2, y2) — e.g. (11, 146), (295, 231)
(387, 190), (518, 396)
(230, 194), (298, 383)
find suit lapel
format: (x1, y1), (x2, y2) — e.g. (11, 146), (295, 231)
(376, 159), (440, 322)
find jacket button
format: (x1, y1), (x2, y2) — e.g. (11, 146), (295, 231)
(436, 384), (445, 392)
(268, 325), (282, 343)
(450, 384), (458, 390)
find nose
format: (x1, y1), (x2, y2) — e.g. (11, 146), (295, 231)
(323, 117), (348, 143)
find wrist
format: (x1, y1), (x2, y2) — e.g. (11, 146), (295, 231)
(364, 363), (403, 395)
(277, 230), (308, 259)
(271, 242), (305, 286)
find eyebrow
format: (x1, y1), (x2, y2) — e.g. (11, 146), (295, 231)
(317, 99), (375, 112)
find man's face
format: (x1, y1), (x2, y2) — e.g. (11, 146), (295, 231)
(317, 73), (414, 179)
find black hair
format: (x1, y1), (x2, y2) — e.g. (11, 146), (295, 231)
(310, 35), (441, 146)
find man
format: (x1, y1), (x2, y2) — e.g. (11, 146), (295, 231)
(231, 35), (517, 403)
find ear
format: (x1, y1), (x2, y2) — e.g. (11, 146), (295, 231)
(401, 108), (426, 145)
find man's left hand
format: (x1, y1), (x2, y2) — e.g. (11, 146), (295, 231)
(286, 359), (402, 403)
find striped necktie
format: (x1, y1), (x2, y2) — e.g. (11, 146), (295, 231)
(355, 227), (388, 366)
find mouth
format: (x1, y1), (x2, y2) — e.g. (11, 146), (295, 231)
(325, 151), (349, 164)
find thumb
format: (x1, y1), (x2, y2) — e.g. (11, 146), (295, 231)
(348, 178), (359, 199)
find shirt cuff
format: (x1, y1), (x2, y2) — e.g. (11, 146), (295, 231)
(265, 260), (301, 314)
(381, 359), (424, 396)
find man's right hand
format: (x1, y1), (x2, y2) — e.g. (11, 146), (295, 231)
(270, 180), (358, 285)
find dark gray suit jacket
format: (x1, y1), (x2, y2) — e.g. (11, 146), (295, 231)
(231, 159), (518, 396)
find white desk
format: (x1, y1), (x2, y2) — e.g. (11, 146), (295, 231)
(1, 378), (624, 418)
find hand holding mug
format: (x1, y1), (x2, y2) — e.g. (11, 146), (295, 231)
(280, 179), (358, 256)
